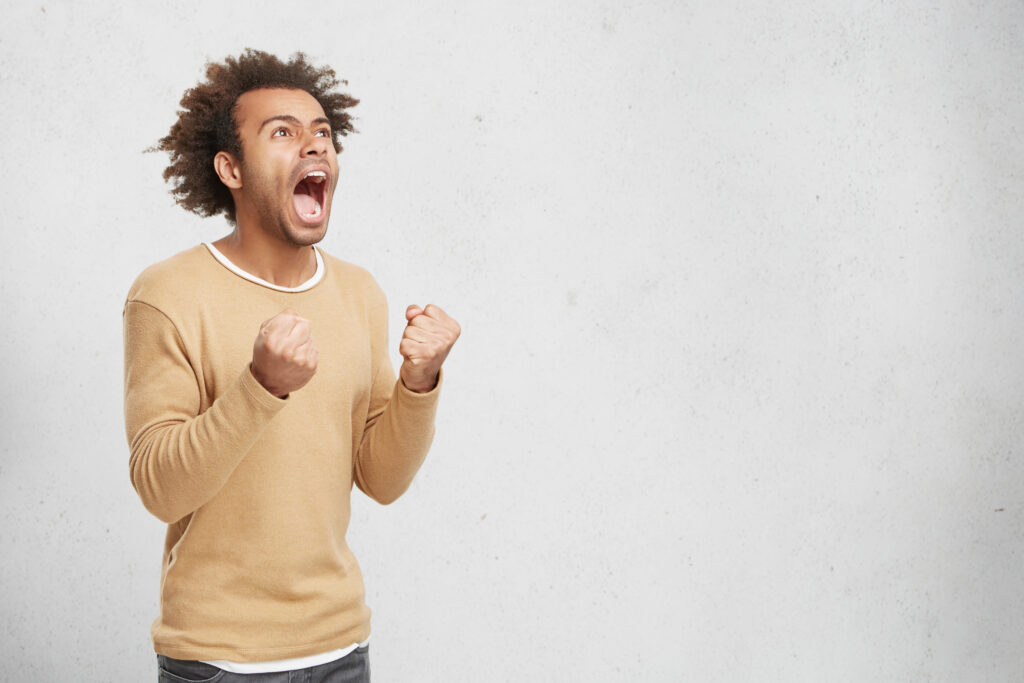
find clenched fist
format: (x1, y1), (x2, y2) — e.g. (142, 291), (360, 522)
(250, 310), (319, 398)
(399, 304), (460, 393)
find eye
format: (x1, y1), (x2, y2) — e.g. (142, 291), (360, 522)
(314, 129), (330, 137)
(272, 127), (291, 137)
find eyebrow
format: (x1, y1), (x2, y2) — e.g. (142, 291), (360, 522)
(257, 115), (331, 133)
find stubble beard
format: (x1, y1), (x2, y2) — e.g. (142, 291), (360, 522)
(257, 201), (326, 248)
(244, 161), (328, 248)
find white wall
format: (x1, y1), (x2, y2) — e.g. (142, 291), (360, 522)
(2, 1), (1023, 680)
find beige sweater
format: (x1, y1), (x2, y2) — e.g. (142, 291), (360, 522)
(123, 244), (439, 661)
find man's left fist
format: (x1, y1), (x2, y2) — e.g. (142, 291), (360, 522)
(399, 304), (460, 393)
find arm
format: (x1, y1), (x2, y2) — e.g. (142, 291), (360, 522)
(353, 296), (459, 504)
(354, 372), (442, 505)
(123, 300), (287, 523)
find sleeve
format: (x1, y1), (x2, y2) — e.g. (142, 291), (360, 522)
(352, 284), (442, 504)
(123, 300), (287, 523)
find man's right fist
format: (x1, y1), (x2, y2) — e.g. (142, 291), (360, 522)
(250, 309), (319, 398)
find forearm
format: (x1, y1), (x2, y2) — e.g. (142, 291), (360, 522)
(127, 367), (285, 523)
(354, 376), (441, 504)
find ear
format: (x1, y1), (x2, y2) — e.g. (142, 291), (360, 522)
(214, 151), (243, 189)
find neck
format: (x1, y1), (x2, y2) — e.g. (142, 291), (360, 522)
(212, 223), (317, 289)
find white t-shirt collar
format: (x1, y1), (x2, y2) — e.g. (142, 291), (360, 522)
(203, 242), (324, 292)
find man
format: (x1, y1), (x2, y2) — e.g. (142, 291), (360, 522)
(123, 49), (459, 682)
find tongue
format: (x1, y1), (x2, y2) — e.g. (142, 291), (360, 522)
(293, 192), (317, 216)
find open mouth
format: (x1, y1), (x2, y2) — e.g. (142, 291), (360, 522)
(292, 170), (328, 223)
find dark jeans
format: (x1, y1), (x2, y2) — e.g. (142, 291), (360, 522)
(156, 645), (370, 682)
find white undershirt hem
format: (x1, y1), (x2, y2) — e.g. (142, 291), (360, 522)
(200, 639), (368, 674)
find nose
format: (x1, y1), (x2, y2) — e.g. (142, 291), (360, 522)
(301, 130), (330, 158)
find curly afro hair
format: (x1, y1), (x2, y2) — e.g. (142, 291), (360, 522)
(153, 49), (358, 223)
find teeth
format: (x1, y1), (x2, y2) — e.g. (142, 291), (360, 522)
(304, 201), (322, 218)
(305, 171), (327, 183)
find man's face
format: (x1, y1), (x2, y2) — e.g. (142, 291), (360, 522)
(231, 88), (340, 246)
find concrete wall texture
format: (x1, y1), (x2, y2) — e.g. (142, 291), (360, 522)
(1, 0), (1022, 680)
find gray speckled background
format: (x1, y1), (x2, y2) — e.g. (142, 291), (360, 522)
(1, 1), (1022, 681)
